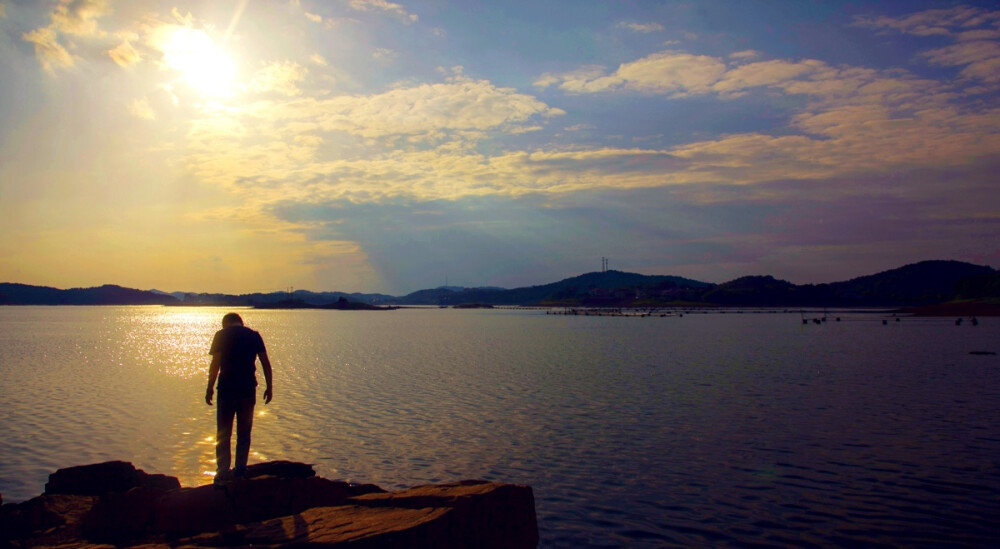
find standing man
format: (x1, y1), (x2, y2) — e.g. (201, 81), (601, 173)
(205, 312), (273, 482)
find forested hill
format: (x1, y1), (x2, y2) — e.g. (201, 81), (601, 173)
(1, 260), (996, 307)
(396, 271), (709, 306)
(398, 260), (997, 307)
(698, 260), (996, 307)
(0, 283), (178, 305)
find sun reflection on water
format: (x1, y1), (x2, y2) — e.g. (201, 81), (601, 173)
(122, 308), (227, 379)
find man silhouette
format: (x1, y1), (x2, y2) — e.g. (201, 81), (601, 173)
(205, 312), (273, 482)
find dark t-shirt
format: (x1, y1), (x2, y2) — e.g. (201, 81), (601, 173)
(210, 325), (266, 397)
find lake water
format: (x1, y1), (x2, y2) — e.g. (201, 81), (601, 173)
(1, 306), (998, 547)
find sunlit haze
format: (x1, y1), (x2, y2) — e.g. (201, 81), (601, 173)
(158, 27), (237, 97)
(1, 0), (998, 294)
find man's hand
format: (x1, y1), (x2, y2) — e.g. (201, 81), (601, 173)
(263, 387), (273, 404)
(205, 388), (214, 406)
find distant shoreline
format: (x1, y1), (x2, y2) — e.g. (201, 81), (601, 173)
(3, 260), (998, 309)
(896, 302), (1000, 317)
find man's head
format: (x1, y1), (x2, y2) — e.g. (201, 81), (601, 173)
(222, 313), (244, 328)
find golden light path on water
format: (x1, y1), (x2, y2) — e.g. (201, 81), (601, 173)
(118, 307), (252, 483)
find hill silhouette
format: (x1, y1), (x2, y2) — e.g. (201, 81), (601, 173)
(0, 283), (178, 306)
(395, 271), (709, 306)
(1, 260), (995, 308)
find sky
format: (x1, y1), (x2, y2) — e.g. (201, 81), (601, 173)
(1, 0), (999, 295)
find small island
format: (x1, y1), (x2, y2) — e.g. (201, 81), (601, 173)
(254, 297), (399, 311)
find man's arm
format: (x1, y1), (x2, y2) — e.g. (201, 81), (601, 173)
(206, 354), (221, 405)
(260, 350), (273, 404)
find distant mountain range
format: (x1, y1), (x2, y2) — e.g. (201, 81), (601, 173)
(2, 260), (998, 308)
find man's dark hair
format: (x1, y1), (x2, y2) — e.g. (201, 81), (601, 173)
(222, 313), (244, 327)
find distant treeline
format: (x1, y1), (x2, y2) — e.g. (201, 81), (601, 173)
(424, 260), (998, 308)
(2, 260), (997, 308)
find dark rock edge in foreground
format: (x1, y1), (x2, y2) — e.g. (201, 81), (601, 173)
(0, 460), (538, 548)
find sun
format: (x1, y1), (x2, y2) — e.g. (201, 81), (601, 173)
(161, 28), (237, 98)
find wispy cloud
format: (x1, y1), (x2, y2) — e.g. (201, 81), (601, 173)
(128, 97), (156, 120)
(21, 0), (111, 72)
(922, 40), (1000, 83)
(107, 37), (141, 67)
(854, 6), (1000, 85)
(616, 22), (664, 33)
(729, 50), (760, 60)
(372, 48), (398, 62)
(853, 5), (1000, 37)
(22, 27), (75, 72)
(49, 0), (110, 36)
(178, 75), (566, 204)
(535, 52), (727, 95)
(250, 60), (308, 96)
(348, 0), (418, 24)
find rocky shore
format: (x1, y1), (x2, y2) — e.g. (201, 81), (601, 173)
(0, 461), (538, 548)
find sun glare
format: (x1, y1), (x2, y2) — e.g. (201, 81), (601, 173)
(161, 28), (237, 98)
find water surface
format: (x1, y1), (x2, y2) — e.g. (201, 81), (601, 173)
(1, 306), (998, 547)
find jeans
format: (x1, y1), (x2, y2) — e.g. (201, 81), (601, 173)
(216, 392), (255, 475)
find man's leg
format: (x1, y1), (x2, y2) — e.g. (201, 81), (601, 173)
(232, 394), (256, 477)
(216, 395), (237, 477)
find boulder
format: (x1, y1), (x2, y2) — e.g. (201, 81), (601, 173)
(149, 475), (383, 539)
(202, 505), (458, 547)
(351, 480), (539, 549)
(81, 483), (178, 543)
(245, 460), (317, 479)
(45, 461), (180, 497)
(0, 494), (98, 544)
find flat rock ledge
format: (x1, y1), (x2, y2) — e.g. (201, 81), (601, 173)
(0, 461), (538, 548)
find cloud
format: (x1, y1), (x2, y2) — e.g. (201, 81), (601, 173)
(853, 6), (1000, 85)
(50, 0), (110, 36)
(348, 0), (418, 24)
(712, 59), (823, 95)
(535, 51), (727, 95)
(176, 44), (1000, 210)
(853, 6), (1000, 37)
(922, 40), (1000, 83)
(22, 27), (75, 72)
(616, 22), (664, 34)
(261, 154), (1000, 291)
(526, 31), (1000, 199)
(107, 38), (141, 67)
(535, 51), (932, 106)
(0, 4), (6, 18)
(21, 0), (111, 71)
(304, 12), (323, 24)
(372, 48), (397, 62)
(177, 76), (565, 204)
(536, 47), (951, 114)
(250, 60), (308, 96)
(128, 97), (156, 120)
(729, 50), (760, 60)
(262, 76), (564, 140)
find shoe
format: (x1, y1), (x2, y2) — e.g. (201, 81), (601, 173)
(232, 466), (247, 480)
(213, 469), (232, 486)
